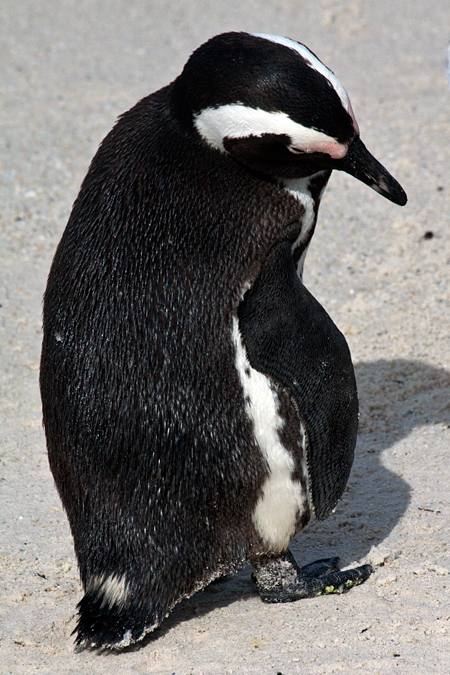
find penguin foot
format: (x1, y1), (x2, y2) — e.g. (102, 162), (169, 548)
(252, 549), (373, 603)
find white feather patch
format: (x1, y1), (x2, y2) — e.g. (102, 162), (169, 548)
(87, 573), (130, 610)
(253, 34), (349, 110)
(232, 317), (307, 552)
(194, 105), (348, 159)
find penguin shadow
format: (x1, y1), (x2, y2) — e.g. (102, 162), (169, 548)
(294, 358), (450, 566)
(114, 358), (450, 653)
(110, 570), (256, 653)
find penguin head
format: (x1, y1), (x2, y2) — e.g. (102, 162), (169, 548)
(172, 32), (407, 206)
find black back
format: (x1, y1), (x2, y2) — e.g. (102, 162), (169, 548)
(40, 85), (305, 645)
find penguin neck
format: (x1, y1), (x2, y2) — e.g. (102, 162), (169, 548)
(280, 170), (331, 279)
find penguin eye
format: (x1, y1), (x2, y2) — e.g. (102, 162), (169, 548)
(223, 133), (291, 159)
(222, 134), (335, 179)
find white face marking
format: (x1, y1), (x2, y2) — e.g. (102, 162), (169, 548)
(87, 573), (130, 610)
(194, 105), (348, 159)
(232, 317), (309, 552)
(252, 33), (359, 134)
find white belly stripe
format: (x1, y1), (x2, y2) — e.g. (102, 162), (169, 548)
(232, 317), (307, 552)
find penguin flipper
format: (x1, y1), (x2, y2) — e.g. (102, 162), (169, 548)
(253, 549), (373, 603)
(237, 240), (358, 520)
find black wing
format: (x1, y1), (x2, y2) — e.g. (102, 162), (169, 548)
(238, 240), (358, 520)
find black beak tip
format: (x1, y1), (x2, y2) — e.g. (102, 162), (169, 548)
(396, 188), (408, 207)
(372, 180), (408, 206)
(341, 136), (407, 207)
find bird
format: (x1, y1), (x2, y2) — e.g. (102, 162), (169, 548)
(40, 31), (407, 650)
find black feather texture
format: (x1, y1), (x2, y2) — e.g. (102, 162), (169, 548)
(39, 31), (403, 649)
(40, 85), (305, 647)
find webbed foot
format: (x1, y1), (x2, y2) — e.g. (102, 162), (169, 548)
(252, 549), (373, 603)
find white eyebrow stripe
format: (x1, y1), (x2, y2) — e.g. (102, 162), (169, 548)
(251, 33), (352, 115)
(194, 104), (348, 159)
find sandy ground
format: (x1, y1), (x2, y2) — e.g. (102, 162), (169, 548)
(1, 1), (450, 673)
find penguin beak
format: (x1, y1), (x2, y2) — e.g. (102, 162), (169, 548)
(339, 136), (407, 206)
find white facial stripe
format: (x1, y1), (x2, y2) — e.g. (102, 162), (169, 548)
(251, 33), (359, 133)
(252, 34), (350, 109)
(194, 105), (348, 159)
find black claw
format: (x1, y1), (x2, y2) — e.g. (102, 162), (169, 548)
(252, 550), (373, 603)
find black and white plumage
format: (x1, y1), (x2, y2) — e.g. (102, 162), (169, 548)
(40, 32), (407, 649)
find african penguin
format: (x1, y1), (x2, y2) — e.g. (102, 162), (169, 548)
(40, 31), (407, 650)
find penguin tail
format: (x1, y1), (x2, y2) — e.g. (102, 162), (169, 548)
(73, 575), (161, 650)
